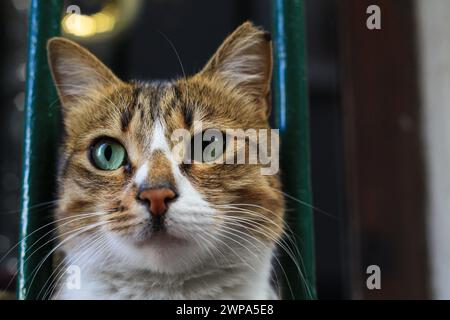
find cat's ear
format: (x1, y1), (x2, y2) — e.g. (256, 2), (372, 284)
(47, 37), (123, 109)
(200, 22), (272, 106)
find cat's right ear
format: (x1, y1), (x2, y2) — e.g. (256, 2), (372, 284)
(47, 37), (123, 109)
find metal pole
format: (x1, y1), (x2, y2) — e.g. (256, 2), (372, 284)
(17, 0), (63, 300)
(272, 0), (317, 299)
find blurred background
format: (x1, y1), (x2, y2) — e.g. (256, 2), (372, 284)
(0, 0), (449, 299)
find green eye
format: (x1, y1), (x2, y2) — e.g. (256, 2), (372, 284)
(91, 139), (126, 170)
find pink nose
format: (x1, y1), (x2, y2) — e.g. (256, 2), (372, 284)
(138, 188), (176, 216)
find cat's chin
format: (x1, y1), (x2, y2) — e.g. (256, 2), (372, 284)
(133, 230), (187, 248)
(105, 231), (206, 274)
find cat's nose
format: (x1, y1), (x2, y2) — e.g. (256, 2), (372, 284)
(137, 187), (177, 216)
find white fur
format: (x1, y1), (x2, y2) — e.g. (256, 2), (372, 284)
(56, 120), (278, 300)
(134, 161), (148, 186)
(216, 36), (266, 89)
(150, 121), (170, 153)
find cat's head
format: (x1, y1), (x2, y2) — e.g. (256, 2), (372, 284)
(48, 22), (284, 274)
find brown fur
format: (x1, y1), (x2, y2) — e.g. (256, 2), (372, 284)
(48, 22), (284, 252)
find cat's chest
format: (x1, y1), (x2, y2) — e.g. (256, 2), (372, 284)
(55, 266), (273, 300)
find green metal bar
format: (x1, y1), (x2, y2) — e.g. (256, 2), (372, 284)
(272, 0), (317, 299)
(17, 0), (63, 300)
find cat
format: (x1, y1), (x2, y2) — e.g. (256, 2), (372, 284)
(46, 21), (285, 300)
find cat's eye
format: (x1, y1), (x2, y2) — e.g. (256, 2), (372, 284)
(189, 130), (226, 163)
(90, 138), (127, 171)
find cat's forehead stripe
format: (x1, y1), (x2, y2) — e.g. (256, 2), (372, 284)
(119, 82), (168, 147)
(136, 82), (172, 126)
(135, 161), (149, 186)
(120, 86), (144, 132)
(133, 121), (177, 188)
(125, 82), (193, 135)
(149, 121), (170, 153)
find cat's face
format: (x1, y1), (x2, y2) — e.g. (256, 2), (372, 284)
(48, 22), (284, 273)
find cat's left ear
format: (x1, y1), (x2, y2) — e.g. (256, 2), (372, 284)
(47, 37), (123, 110)
(199, 22), (273, 114)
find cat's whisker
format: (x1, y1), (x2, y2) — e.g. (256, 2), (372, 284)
(0, 211), (108, 267)
(193, 229), (239, 267)
(48, 235), (110, 300)
(40, 232), (109, 300)
(4, 214), (109, 292)
(38, 232), (105, 299)
(190, 233), (222, 267)
(270, 188), (338, 220)
(215, 204), (302, 258)
(219, 205), (322, 298)
(218, 214), (299, 265)
(217, 229), (261, 261)
(22, 211), (109, 255)
(223, 209), (300, 260)
(24, 220), (113, 298)
(155, 29), (192, 111)
(216, 224), (295, 299)
(1, 199), (60, 215)
(38, 92), (68, 114)
(156, 30), (187, 81)
(199, 229), (258, 273)
(218, 215), (314, 299)
(56, 231), (118, 299)
(214, 224), (294, 297)
(218, 189), (334, 222)
(216, 211), (286, 296)
(217, 224), (269, 256)
(215, 203), (288, 230)
(218, 213), (303, 272)
(215, 205), (297, 247)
